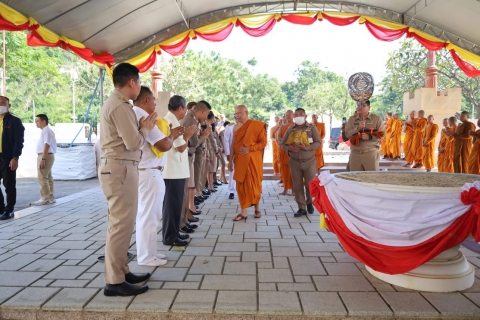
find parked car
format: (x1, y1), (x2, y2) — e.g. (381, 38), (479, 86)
(329, 127), (341, 150)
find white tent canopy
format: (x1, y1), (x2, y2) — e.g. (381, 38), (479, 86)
(2, 0), (480, 63)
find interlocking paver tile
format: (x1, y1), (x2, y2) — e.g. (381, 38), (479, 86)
(223, 262), (256, 275)
(313, 275), (375, 291)
(43, 266), (88, 280)
(182, 246), (213, 256)
(128, 289), (177, 313)
(84, 290), (133, 312)
(214, 242), (255, 252)
(258, 268), (293, 283)
(202, 275), (256, 290)
(299, 242), (344, 252)
(242, 252), (271, 262)
(171, 290), (216, 313)
(323, 262), (362, 275)
(272, 246), (302, 257)
(1, 287), (59, 310)
(149, 268), (188, 281)
(43, 288), (99, 311)
(20, 259), (65, 272)
(340, 292), (393, 316)
(289, 257), (326, 275)
(0, 287), (22, 304)
(0, 271), (46, 286)
(381, 292), (439, 316)
(422, 292), (480, 316)
(300, 292), (347, 315)
(189, 256), (224, 274)
(215, 291), (257, 314)
(258, 291), (302, 315)
(0, 253), (44, 271)
(270, 239), (298, 247)
(56, 250), (95, 260)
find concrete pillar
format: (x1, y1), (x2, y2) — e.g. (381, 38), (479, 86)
(425, 50), (438, 92)
(150, 55), (173, 118)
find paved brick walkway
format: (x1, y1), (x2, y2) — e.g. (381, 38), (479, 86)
(1, 181), (480, 319)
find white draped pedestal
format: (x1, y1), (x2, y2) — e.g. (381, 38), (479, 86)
(316, 171), (480, 292)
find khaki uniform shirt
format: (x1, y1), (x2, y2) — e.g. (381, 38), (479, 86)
(207, 129), (218, 160)
(100, 90), (148, 161)
(280, 122), (321, 161)
(180, 110), (203, 155)
(346, 113), (384, 152)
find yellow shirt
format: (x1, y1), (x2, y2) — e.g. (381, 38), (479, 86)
(0, 118), (4, 153)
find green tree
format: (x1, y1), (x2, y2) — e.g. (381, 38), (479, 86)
(242, 74), (287, 121)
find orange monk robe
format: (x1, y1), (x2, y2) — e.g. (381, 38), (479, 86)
(453, 122), (476, 173)
(467, 130), (480, 175)
(437, 130), (449, 172)
(279, 123), (294, 190)
(233, 119), (267, 209)
(389, 119), (403, 158)
(404, 119), (416, 163)
(444, 126), (456, 173)
(385, 118), (394, 157)
(381, 121), (388, 156)
(422, 123), (438, 170)
(271, 126), (280, 174)
(412, 118), (428, 165)
(314, 122), (326, 169)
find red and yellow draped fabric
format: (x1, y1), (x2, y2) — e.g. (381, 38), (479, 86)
(0, 1), (479, 77)
(309, 172), (480, 274)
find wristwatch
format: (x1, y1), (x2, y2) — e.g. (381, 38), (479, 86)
(41, 158), (46, 161)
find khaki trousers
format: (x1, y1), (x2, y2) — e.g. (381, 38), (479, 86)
(349, 149), (380, 171)
(289, 157), (316, 210)
(194, 149), (204, 196)
(99, 159), (139, 284)
(197, 156), (207, 196)
(180, 177), (190, 229)
(37, 154), (55, 200)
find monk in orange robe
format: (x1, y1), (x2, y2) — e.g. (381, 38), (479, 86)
(381, 114), (389, 159)
(467, 118), (480, 175)
(411, 110), (428, 168)
(384, 113), (394, 159)
(389, 113), (402, 160)
(270, 116), (281, 175)
(312, 113), (326, 172)
(445, 111), (475, 173)
(276, 110), (294, 195)
(403, 111), (416, 167)
(437, 118), (450, 172)
(443, 117), (457, 173)
(229, 105), (267, 221)
(422, 115), (439, 172)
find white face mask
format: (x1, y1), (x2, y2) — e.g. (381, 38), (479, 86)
(0, 106), (8, 114)
(294, 116), (305, 126)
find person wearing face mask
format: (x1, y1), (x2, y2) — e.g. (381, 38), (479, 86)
(0, 96), (25, 221)
(281, 108), (321, 217)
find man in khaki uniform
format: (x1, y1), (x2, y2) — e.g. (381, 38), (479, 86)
(206, 111), (219, 192)
(345, 100), (384, 171)
(99, 63), (157, 297)
(281, 108), (321, 217)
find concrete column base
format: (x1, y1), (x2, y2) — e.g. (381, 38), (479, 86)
(366, 245), (475, 292)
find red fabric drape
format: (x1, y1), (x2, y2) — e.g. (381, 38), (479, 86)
(195, 23), (234, 42)
(160, 35), (190, 56)
(364, 21), (407, 42)
(0, 16), (29, 31)
(236, 17), (277, 37)
(309, 177), (480, 274)
(282, 14), (317, 25)
(407, 31), (446, 51)
(322, 13), (360, 26)
(135, 50), (158, 73)
(449, 50), (480, 78)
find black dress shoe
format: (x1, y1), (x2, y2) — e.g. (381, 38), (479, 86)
(195, 205), (199, 209)
(210, 189), (217, 193)
(178, 233), (190, 240)
(180, 226), (194, 233)
(229, 193), (234, 200)
(195, 198), (204, 204)
(164, 238), (189, 246)
(294, 209), (308, 217)
(104, 282), (148, 296)
(223, 181), (228, 184)
(186, 223), (198, 229)
(125, 272), (151, 284)
(189, 217), (199, 223)
(214, 182), (222, 187)
(202, 190), (211, 196)
(191, 209), (202, 215)
(307, 204), (315, 214)
(0, 211), (14, 220)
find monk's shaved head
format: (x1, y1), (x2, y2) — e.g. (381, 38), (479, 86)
(418, 110), (425, 118)
(234, 104), (249, 124)
(442, 118), (448, 127)
(393, 114), (399, 119)
(427, 115), (434, 123)
(448, 116), (457, 126)
(285, 110), (294, 122)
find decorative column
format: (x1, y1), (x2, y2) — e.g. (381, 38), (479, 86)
(151, 54), (163, 99)
(425, 50), (438, 92)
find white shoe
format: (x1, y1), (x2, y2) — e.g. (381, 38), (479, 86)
(156, 253), (166, 259)
(286, 189), (293, 196)
(139, 257), (167, 267)
(33, 199), (49, 206)
(48, 197), (56, 204)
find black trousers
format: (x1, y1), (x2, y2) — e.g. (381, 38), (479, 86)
(0, 155), (16, 212)
(162, 178), (186, 244)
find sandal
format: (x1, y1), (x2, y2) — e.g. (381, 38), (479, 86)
(233, 214), (248, 221)
(254, 211), (261, 219)
(279, 191), (287, 195)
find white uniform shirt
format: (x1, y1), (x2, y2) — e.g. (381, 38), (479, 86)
(163, 111), (190, 179)
(223, 123), (235, 156)
(133, 106), (166, 168)
(36, 125), (57, 154)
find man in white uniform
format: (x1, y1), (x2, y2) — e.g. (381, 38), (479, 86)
(34, 114), (57, 205)
(223, 118), (236, 199)
(132, 86), (183, 266)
